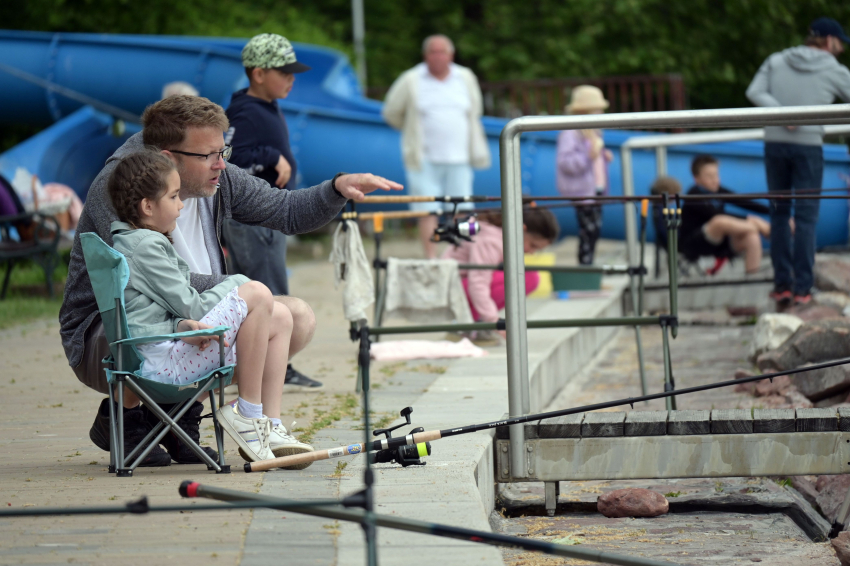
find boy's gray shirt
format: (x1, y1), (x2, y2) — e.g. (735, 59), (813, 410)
(59, 132), (347, 369)
(746, 45), (850, 145)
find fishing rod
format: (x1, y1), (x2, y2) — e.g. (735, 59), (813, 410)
(359, 188), (850, 205)
(0, 484), (683, 566)
(246, 354), (850, 472)
(180, 482), (681, 566)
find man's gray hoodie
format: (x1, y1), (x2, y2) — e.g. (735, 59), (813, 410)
(59, 132), (348, 369)
(746, 45), (850, 145)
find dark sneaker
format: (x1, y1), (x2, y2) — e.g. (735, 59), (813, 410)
(149, 402), (218, 465)
(89, 398), (172, 467)
(794, 293), (813, 306)
(769, 288), (793, 307)
(285, 364), (323, 390)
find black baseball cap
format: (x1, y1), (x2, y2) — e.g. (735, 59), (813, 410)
(810, 17), (850, 44)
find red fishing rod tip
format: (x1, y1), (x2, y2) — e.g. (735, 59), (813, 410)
(179, 480), (200, 498)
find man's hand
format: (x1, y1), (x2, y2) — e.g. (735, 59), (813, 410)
(275, 155), (292, 188)
(334, 173), (403, 202)
(177, 320), (228, 351)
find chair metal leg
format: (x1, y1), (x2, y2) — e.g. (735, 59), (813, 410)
(125, 378), (222, 472)
(208, 385), (230, 474)
(0, 259), (13, 300)
(106, 386), (117, 474)
(115, 375), (131, 477)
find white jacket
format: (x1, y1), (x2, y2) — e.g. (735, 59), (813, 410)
(382, 63), (491, 171)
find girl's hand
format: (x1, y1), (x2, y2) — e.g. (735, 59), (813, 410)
(177, 320), (229, 350)
(603, 149), (614, 162)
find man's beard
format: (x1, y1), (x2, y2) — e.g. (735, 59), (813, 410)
(176, 165), (218, 198)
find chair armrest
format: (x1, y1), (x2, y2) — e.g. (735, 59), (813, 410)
(110, 325), (230, 347)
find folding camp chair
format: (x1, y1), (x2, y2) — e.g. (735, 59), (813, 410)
(80, 233), (234, 477)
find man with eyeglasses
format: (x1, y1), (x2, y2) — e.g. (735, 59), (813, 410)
(59, 94), (401, 466)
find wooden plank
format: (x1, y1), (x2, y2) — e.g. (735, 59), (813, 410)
(797, 408), (838, 432)
(753, 409), (796, 433)
(537, 414), (583, 438)
(711, 409), (753, 434)
(839, 407), (850, 432)
(624, 411), (668, 436)
(581, 412), (625, 437)
(667, 409), (710, 435)
(499, 432), (850, 482)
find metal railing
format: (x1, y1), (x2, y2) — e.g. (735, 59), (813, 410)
(619, 124), (850, 266)
(500, 104), (850, 477)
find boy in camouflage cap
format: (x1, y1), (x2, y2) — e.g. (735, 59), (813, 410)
(241, 33), (311, 75)
(223, 33), (323, 391)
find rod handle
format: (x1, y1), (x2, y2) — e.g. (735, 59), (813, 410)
(641, 199), (649, 218)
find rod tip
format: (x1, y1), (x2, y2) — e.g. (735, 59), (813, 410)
(244, 463), (253, 473)
(179, 480), (199, 498)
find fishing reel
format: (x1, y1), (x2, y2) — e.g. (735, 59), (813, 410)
(369, 407), (432, 467)
(431, 203), (479, 247)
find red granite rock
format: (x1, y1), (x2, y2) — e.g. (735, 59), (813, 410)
(785, 303), (843, 322)
(596, 488), (668, 518)
(832, 531), (850, 566)
(816, 475), (850, 523)
(790, 476), (819, 508)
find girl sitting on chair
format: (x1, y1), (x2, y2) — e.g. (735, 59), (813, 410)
(106, 150), (311, 465)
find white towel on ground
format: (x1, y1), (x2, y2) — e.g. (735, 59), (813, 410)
(383, 258), (473, 324)
(329, 220), (374, 322)
(370, 338), (487, 361)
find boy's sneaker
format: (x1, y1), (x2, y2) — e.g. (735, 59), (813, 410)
(794, 293), (813, 306)
(267, 423), (314, 469)
(285, 364), (323, 390)
(89, 398), (172, 467)
(217, 403), (272, 462)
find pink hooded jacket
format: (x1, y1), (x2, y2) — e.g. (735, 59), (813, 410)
(441, 221), (503, 322)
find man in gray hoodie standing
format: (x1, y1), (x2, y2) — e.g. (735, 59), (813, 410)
(747, 17), (850, 307)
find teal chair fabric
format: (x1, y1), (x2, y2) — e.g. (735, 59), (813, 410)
(80, 232), (234, 475)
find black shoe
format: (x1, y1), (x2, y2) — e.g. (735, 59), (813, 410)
(146, 402), (218, 465)
(89, 398), (172, 467)
(284, 364), (323, 390)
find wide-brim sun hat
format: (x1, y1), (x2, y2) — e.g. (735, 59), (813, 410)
(566, 85), (609, 113)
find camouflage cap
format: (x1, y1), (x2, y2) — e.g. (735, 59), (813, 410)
(242, 33), (311, 73)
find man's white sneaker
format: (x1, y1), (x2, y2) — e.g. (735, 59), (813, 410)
(268, 423), (314, 469)
(217, 404), (272, 462)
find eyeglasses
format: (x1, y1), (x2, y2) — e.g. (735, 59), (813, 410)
(170, 145), (232, 163)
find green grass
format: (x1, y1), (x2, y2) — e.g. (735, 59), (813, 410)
(0, 251), (70, 330)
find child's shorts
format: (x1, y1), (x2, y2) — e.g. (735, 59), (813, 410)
(137, 287), (247, 385)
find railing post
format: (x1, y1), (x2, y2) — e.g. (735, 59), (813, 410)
(621, 147), (638, 266)
(501, 124), (529, 478)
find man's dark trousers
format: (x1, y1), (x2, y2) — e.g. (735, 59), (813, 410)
(765, 142), (823, 296)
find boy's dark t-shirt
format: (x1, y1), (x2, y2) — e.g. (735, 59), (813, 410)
(679, 184), (769, 259)
(225, 88), (297, 190)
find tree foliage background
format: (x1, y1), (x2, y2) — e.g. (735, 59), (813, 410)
(3, 0), (850, 111)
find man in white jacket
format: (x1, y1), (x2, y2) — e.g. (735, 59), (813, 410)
(746, 17), (850, 307)
(382, 35), (491, 258)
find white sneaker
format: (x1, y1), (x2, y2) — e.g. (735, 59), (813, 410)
(217, 404), (273, 462)
(268, 423), (314, 470)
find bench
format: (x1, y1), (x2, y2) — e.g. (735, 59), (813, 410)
(0, 212), (61, 299)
